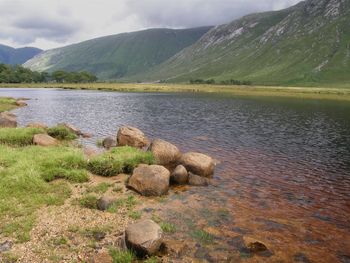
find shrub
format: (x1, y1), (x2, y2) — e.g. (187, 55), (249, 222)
(87, 146), (155, 177)
(0, 127), (44, 146)
(47, 125), (77, 140)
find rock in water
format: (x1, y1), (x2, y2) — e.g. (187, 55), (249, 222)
(0, 112), (17, 128)
(33, 134), (59, 146)
(148, 139), (181, 165)
(26, 122), (48, 129)
(117, 126), (148, 148)
(102, 136), (117, 149)
(125, 219), (163, 257)
(128, 164), (170, 196)
(188, 172), (209, 186)
(59, 123), (82, 135)
(180, 152), (215, 177)
(15, 100), (27, 106)
(171, 165), (188, 184)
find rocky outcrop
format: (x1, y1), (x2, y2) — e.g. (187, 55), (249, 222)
(0, 112), (17, 127)
(171, 165), (188, 185)
(125, 220), (163, 257)
(117, 126), (148, 148)
(188, 172), (210, 186)
(148, 139), (181, 165)
(128, 164), (170, 196)
(102, 136), (117, 149)
(180, 152), (215, 177)
(26, 122), (48, 129)
(33, 134), (59, 146)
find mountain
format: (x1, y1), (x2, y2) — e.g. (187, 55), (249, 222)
(0, 44), (42, 65)
(24, 27), (212, 80)
(134, 0), (350, 86)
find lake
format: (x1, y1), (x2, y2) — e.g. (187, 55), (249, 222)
(1, 88), (350, 262)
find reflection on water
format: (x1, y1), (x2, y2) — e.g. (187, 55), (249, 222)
(1, 88), (350, 262)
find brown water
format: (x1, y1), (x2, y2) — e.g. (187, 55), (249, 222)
(1, 88), (350, 262)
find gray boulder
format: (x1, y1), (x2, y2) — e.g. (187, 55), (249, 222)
(102, 136), (117, 149)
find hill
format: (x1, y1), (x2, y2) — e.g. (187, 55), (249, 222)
(0, 44), (42, 65)
(24, 27), (212, 80)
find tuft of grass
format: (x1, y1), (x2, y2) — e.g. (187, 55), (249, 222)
(51, 236), (68, 246)
(109, 248), (135, 263)
(191, 230), (214, 245)
(0, 127), (44, 146)
(47, 125), (77, 140)
(128, 210), (142, 220)
(160, 222), (176, 233)
(113, 186), (123, 193)
(87, 146), (155, 177)
(0, 252), (19, 263)
(144, 257), (159, 263)
(86, 182), (111, 194)
(107, 195), (137, 213)
(78, 194), (98, 209)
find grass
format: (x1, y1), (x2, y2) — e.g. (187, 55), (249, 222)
(87, 146), (155, 177)
(47, 125), (78, 140)
(107, 195), (137, 213)
(77, 194), (98, 209)
(128, 210), (142, 220)
(160, 222), (176, 233)
(191, 229), (214, 245)
(0, 97), (17, 112)
(86, 182), (111, 194)
(0, 127), (45, 146)
(109, 247), (135, 263)
(0, 143), (88, 242)
(1, 83), (350, 101)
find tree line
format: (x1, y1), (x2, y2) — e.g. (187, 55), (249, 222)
(0, 64), (98, 83)
(189, 78), (252, 85)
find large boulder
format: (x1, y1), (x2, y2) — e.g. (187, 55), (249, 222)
(179, 152), (215, 177)
(188, 172), (209, 186)
(148, 139), (181, 165)
(128, 164), (170, 196)
(117, 126), (148, 148)
(125, 219), (163, 257)
(33, 134), (59, 146)
(171, 165), (188, 185)
(26, 122), (48, 129)
(0, 112), (17, 128)
(102, 136), (117, 149)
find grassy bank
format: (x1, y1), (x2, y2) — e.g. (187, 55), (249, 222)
(1, 82), (350, 101)
(0, 97), (17, 112)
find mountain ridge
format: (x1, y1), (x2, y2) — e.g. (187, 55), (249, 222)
(0, 44), (42, 65)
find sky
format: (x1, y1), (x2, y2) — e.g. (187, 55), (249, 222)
(0, 0), (302, 50)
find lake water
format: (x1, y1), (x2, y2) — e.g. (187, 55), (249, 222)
(1, 88), (350, 262)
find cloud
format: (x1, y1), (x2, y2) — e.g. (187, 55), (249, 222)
(0, 0), (302, 49)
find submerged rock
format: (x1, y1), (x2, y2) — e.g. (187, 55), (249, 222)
(188, 172), (209, 186)
(125, 219), (163, 257)
(243, 236), (271, 255)
(180, 152), (215, 177)
(117, 126), (148, 148)
(148, 139), (181, 165)
(0, 112), (17, 128)
(128, 164), (170, 196)
(33, 134), (59, 146)
(102, 136), (117, 149)
(162, 239), (187, 257)
(171, 165), (188, 185)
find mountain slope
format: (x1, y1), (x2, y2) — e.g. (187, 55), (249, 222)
(24, 27), (212, 80)
(0, 44), (42, 65)
(135, 0), (350, 86)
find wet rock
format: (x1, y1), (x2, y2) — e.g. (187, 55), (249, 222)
(162, 239), (187, 257)
(243, 237), (272, 256)
(92, 251), (113, 263)
(15, 100), (27, 106)
(0, 112), (17, 128)
(148, 139), (181, 165)
(97, 196), (116, 211)
(117, 126), (148, 148)
(102, 136), (117, 149)
(26, 122), (48, 129)
(125, 219), (163, 257)
(188, 172), (209, 186)
(180, 152), (215, 177)
(33, 134), (59, 146)
(59, 123), (82, 135)
(171, 165), (188, 185)
(0, 240), (12, 252)
(128, 164), (170, 196)
(82, 132), (93, 138)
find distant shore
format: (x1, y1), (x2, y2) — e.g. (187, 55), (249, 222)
(1, 82), (350, 101)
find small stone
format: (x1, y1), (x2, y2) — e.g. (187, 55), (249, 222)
(102, 136), (117, 149)
(171, 165), (188, 185)
(0, 241), (12, 252)
(97, 196), (116, 211)
(15, 100), (27, 106)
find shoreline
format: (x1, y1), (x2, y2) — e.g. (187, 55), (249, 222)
(1, 82), (350, 101)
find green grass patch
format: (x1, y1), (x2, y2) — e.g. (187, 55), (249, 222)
(77, 194), (98, 209)
(47, 125), (77, 140)
(144, 257), (159, 263)
(107, 195), (137, 213)
(0, 127), (44, 146)
(109, 247), (135, 263)
(191, 229), (214, 245)
(86, 182), (111, 194)
(160, 222), (176, 233)
(87, 146), (155, 177)
(0, 97), (17, 112)
(128, 210), (142, 220)
(0, 144), (88, 242)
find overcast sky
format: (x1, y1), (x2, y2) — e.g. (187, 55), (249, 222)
(0, 0), (302, 50)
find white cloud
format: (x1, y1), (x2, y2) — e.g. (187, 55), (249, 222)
(0, 0), (302, 50)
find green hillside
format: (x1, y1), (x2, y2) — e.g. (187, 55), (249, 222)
(24, 27), (212, 80)
(0, 44), (42, 65)
(133, 0), (350, 86)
